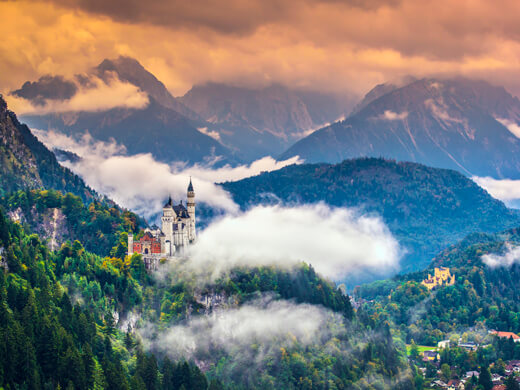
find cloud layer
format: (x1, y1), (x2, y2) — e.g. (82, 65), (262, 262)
(6, 75), (149, 115)
(496, 117), (520, 138)
(472, 176), (520, 208)
(32, 129), (301, 218)
(188, 203), (402, 280)
(482, 243), (520, 268)
(3, 1), (520, 98)
(33, 128), (401, 281)
(144, 298), (340, 361)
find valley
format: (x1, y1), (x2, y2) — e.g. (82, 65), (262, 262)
(3, 6), (520, 388)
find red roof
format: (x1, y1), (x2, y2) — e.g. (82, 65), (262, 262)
(493, 331), (520, 339)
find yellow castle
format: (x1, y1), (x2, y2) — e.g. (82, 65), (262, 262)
(421, 267), (455, 290)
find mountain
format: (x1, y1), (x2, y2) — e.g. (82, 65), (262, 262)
(281, 78), (520, 179)
(0, 95), (96, 202)
(95, 56), (202, 121)
(22, 97), (236, 165)
(15, 57), (238, 166)
(221, 158), (520, 273)
(179, 83), (350, 160)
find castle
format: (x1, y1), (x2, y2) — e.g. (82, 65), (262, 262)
(128, 179), (196, 270)
(421, 267), (455, 290)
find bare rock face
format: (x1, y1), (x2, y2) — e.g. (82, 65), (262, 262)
(95, 56), (202, 121)
(282, 78), (520, 179)
(8, 206), (69, 251)
(180, 83), (350, 160)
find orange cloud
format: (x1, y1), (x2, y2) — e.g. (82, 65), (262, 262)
(6, 75), (149, 115)
(2, 0), (520, 100)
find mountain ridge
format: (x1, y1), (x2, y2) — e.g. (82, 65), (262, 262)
(281, 77), (520, 179)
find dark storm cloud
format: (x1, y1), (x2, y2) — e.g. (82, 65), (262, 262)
(12, 75), (77, 104)
(50, 0), (401, 35)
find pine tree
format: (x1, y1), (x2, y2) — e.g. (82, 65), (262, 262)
(506, 375), (520, 390)
(478, 366), (493, 390)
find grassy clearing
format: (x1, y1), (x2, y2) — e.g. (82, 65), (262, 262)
(406, 344), (437, 355)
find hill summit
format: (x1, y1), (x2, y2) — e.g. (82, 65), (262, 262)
(222, 157), (520, 273)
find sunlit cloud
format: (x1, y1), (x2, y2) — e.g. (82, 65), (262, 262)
(3, 1), (520, 99)
(5, 75), (149, 114)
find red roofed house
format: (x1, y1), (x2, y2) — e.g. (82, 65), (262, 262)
(489, 330), (520, 342)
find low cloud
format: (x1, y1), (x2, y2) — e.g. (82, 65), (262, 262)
(472, 176), (520, 208)
(482, 243), (520, 268)
(197, 127), (221, 141)
(11, 75), (78, 103)
(495, 117), (520, 138)
(425, 98), (463, 123)
(378, 110), (408, 121)
(188, 203), (402, 280)
(32, 129), (126, 158)
(66, 153), (240, 217)
(143, 297), (341, 362)
(5, 75), (149, 115)
(32, 129), (301, 218)
(294, 115), (346, 139)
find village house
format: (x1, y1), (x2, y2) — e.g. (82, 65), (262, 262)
(489, 330), (520, 342)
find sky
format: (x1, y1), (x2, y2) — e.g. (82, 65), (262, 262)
(2, 0), (520, 98)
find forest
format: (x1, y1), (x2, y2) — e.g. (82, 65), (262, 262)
(0, 199), (413, 389)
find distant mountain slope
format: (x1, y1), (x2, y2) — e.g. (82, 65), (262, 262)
(281, 78), (520, 179)
(22, 97), (236, 165)
(221, 158), (520, 272)
(180, 83), (349, 160)
(15, 57), (238, 166)
(0, 95), (96, 202)
(95, 56), (203, 121)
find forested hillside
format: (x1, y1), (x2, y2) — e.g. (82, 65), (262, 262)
(221, 158), (520, 271)
(357, 224), (520, 346)
(0, 96), (96, 202)
(0, 204), (414, 389)
(352, 225), (520, 387)
(2, 189), (141, 256)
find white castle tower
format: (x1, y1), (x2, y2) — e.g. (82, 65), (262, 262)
(187, 177), (196, 243)
(161, 195), (175, 256)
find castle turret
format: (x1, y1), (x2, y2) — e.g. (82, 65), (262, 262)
(187, 178), (196, 242)
(161, 195), (174, 240)
(128, 233), (134, 256)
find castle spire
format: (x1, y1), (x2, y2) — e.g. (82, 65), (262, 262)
(188, 176), (194, 192)
(164, 194), (173, 208)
